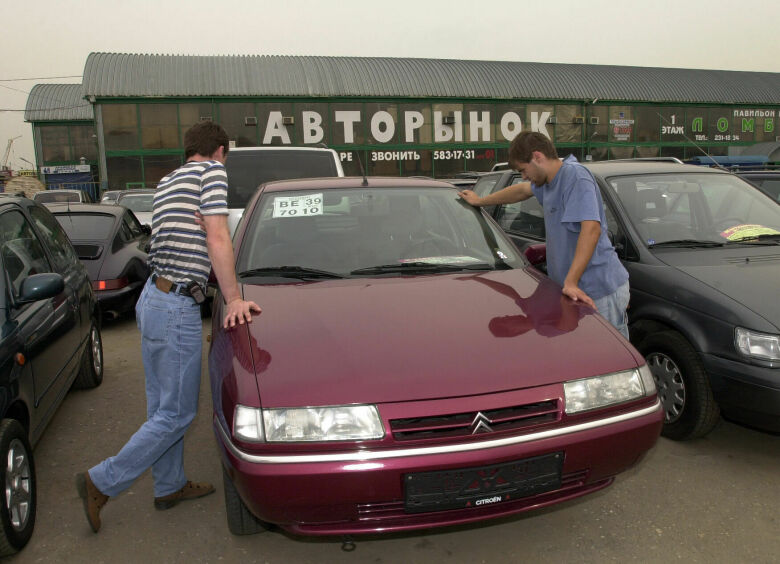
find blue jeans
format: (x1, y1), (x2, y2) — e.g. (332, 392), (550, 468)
(593, 282), (630, 339)
(89, 279), (202, 498)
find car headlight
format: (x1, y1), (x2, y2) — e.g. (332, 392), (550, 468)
(233, 404), (384, 443)
(564, 366), (655, 414)
(735, 327), (780, 362)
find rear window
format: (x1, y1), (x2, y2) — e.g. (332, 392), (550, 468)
(225, 150), (339, 208)
(34, 191), (81, 203)
(53, 213), (116, 240)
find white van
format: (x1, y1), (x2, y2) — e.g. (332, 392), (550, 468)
(225, 146), (344, 235)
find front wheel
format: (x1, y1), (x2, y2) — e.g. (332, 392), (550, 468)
(638, 330), (720, 440)
(222, 466), (271, 536)
(0, 420), (36, 556)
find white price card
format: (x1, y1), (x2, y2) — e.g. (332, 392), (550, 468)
(272, 193), (324, 218)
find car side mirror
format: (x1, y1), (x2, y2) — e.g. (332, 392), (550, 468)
(142, 225), (151, 235)
(523, 243), (547, 266)
(16, 273), (65, 305)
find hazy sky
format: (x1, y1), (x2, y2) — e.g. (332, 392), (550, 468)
(1, 0), (777, 168)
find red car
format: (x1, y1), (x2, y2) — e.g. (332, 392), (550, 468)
(209, 177), (662, 539)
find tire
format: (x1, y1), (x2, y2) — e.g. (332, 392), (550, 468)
(72, 320), (104, 390)
(638, 330), (720, 440)
(222, 466), (270, 536)
(0, 420), (36, 556)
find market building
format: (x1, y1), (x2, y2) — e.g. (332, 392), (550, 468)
(25, 53), (780, 192)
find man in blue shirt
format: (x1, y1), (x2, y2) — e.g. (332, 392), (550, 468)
(459, 132), (630, 338)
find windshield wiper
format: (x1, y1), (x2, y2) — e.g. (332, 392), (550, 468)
(238, 266), (345, 280)
(350, 262), (498, 275)
(648, 239), (725, 248)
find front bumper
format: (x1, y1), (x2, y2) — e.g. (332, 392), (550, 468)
(214, 400), (662, 536)
(703, 353), (780, 432)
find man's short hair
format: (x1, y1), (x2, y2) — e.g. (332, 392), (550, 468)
(508, 132), (558, 166)
(184, 121), (229, 159)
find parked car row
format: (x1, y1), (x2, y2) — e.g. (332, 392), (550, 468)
(0, 196), (103, 555)
(474, 161), (780, 439)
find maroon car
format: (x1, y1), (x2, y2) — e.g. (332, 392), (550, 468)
(209, 177), (663, 539)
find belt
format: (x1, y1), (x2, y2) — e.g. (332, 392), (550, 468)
(151, 273), (191, 296)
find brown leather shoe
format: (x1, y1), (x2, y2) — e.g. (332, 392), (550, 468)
(75, 472), (109, 533)
(154, 480), (215, 510)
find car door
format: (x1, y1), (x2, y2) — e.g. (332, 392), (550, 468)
(0, 208), (80, 418)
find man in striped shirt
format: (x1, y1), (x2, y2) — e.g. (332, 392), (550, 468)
(77, 122), (261, 533)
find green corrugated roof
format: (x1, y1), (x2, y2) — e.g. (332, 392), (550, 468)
(24, 83), (93, 122)
(81, 53), (780, 105)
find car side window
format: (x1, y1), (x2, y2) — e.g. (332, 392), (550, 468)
(28, 206), (79, 271)
(601, 190), (637, 261)
(495, 197), (546, 239)
(0, 210), (52, 297)
(124, 212), (144, 238)
(118, 217), (134, 243)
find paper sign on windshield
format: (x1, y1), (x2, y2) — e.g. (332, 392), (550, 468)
(720, 224), (780, 240)
(272, 193), (323, 218)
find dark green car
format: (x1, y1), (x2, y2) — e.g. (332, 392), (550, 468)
(0, 196), (103, 555)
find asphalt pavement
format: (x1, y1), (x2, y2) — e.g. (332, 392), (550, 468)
(8, 315), (780, 564)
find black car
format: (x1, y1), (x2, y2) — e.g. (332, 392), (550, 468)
(736, 170), (780, 203)
(47, 203), (151, 319)
(0, 196), (103, 555)
(481, 161), (780, 439)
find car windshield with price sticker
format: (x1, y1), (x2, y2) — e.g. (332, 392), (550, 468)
(208, 176), (662, 540)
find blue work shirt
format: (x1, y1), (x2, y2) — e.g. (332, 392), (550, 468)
(531, 155), (628, 300)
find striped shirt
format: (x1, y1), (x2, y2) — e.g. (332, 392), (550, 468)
(148, 160), (228, 286)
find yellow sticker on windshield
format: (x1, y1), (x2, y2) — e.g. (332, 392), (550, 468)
(720, 224), (780, 240)
(272, 193), (323, 218)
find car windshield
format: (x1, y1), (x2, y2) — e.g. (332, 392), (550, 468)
(237, 186), (524, 278)
(53, 213), (116, 240)
(225, 150), (339, 208)
(608, 173), (780, 246)
(35, 191), (81, 203)
(118, 194), (154, 212)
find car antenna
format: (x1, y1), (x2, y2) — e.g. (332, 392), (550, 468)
(355, 152), (369, 186)
(656, 112), (726, 170)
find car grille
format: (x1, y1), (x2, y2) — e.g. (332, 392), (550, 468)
(389, 400), (560, 441)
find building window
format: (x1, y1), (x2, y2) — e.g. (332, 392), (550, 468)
(70, 125), (98, 161)
(140, 104), (179, 149)
(219, 102), (257, 147)
(256, 102), (295, 145)
(365, 102), (400, 145)
(608, 106), (634, 143)
(103, 104), (139, 151)
(106, 155), (143, 190)
(399, 103), (432, 144)
(179, 102), (216, 145)
(143, 155), (182, 186)
(554, 105), (583, 143)
(331, 103), (365, 145)
(40, 126), (71, 162)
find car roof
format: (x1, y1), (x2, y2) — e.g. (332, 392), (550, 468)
(45, 202), (125, 217)
(736, 170), (780, 177)
(117, 190), (155, 197)
(260, 176), (458, 193)
(583, 161), (733, 177)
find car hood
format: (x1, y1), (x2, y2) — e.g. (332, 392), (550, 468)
(238, 269), (640, 407)
(655, 248), (780, 329)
